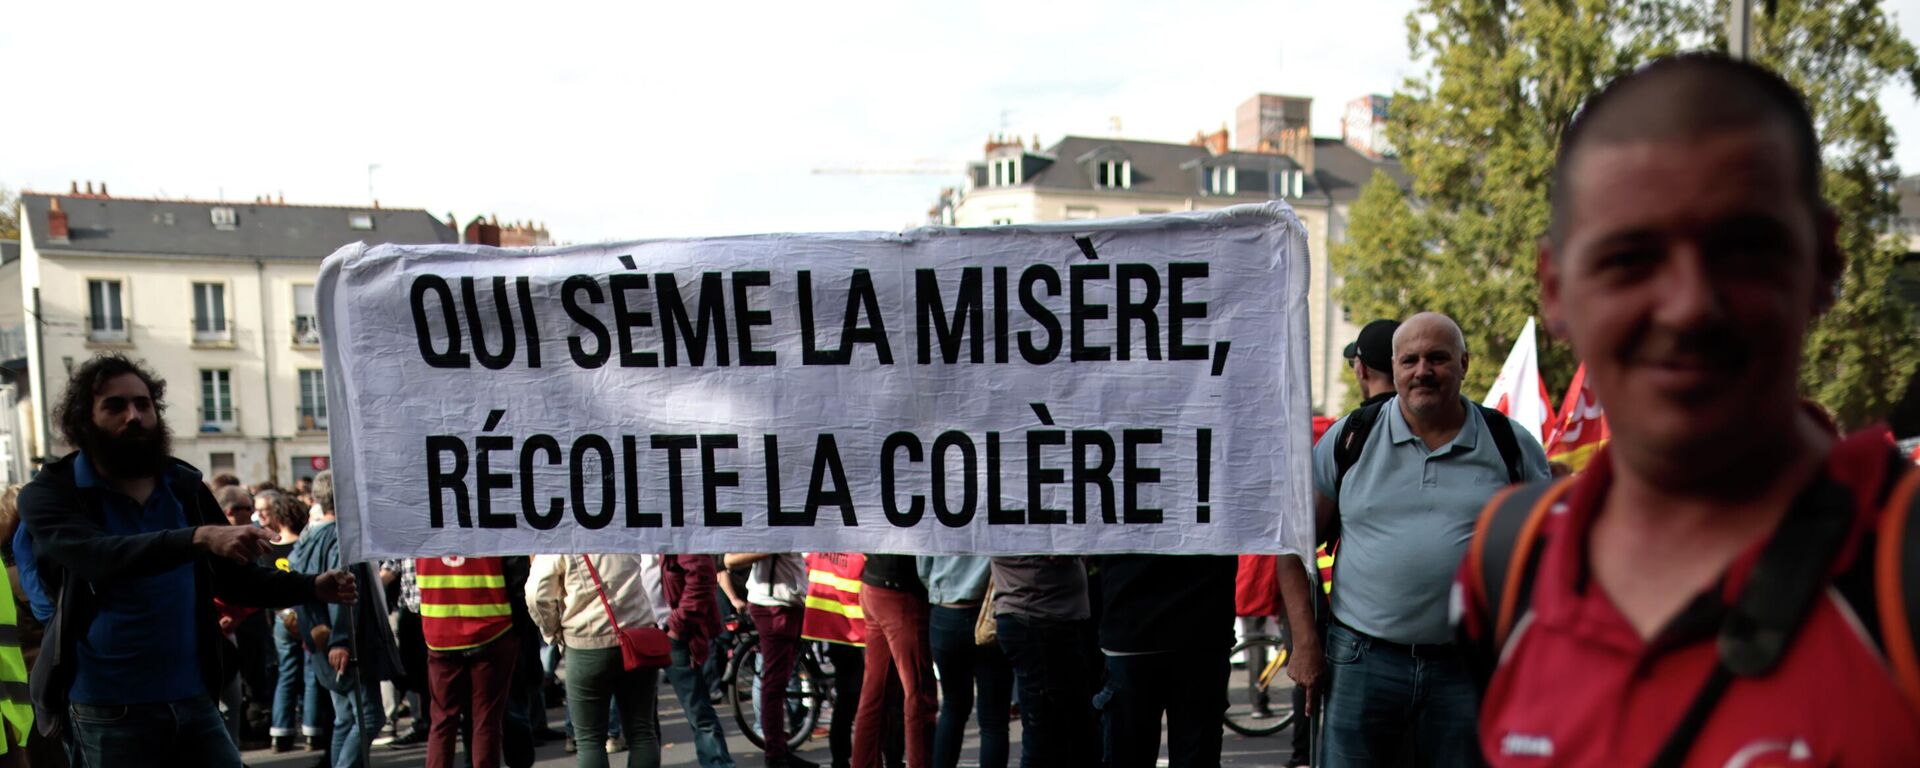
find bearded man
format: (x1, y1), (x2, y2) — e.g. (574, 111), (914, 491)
(17, 354), (357, 768)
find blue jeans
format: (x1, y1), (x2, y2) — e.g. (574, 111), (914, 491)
(330, 678), (387, 768)
(662, 636), (736, 768)
(70, 693), (242, 768)
(995, 614), (1098, 768)
(271, 617), (317, 737)
(1100, 649), (1229, 768)
(1320, 623), (1478, 768)
(929, 605), (1012, 768)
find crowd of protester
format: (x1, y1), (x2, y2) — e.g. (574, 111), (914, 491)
(0, 53), (1914, 768)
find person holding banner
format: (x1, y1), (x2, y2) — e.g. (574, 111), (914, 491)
(528, 553), (663, 768)
(990, 556), (1097, 768)
(918, 555), (1011, 768)
(17, 354), (359, 768)
(657, 553), (737, 768)
(1292, 313), (1550, 768)
(1457, 54), (1920, 766)
(725, 552), (817, 768)
(852, 555), (934, 768)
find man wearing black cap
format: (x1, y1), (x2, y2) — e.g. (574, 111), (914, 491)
(1344, 319), (1400, 408)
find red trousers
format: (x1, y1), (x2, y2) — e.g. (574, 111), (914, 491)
(852, 585), (935, 768)
(426, 632), (518, 768)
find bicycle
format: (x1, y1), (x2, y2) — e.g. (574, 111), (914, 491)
(720, 613), (835, 751)
(1222, 633), (1299, 737)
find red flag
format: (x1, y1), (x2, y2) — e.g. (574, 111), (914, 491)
(1546, 364), (1609, 472)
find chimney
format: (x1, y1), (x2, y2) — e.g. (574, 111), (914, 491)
(465, 216), (502, 247)
(69, 181), (78, 195)
(446, 213), (458, 233)
(84, 181), (94, 196)
(1190, 124), (1230, 156)
(99, 182), (108, 197)
(48, 198), (70, 243)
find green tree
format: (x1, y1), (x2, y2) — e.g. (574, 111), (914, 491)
(1335, 0), (1920, 427)
(0, 185), (18, 241)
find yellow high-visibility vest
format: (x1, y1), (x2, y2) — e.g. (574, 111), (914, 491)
(0, 566), (34, 752)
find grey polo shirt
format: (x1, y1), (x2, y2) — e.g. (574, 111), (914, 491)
(1312, 396), (1550, 645)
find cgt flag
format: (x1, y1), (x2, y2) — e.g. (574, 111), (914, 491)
(1482, 318), (1552, 444)
(1545, 363), (1609, 472)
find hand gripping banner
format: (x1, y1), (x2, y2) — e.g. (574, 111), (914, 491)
(319, 202), (1313, 562)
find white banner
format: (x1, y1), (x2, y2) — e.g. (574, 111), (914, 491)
(320, 203), (1313, 562)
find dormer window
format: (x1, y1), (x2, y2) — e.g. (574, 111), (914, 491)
(210, 207), (237, 230)
(991, 157), (1022, 187)
(348, 212), (374, 231)
(1208, 166), (1237, 196)
(1097, 160), (1131, 190)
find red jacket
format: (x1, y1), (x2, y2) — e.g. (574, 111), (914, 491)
(662, 555), (721, 662)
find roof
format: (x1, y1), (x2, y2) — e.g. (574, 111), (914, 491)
(0, 240), (16, 266)
(20, 193), (457, 260)
(997, 135), (1403, 206)
(1311, 138), (1406, 203)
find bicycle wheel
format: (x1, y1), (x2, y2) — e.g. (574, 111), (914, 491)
(728, 642), (827, 751)
(1223, 635), (1298, 737)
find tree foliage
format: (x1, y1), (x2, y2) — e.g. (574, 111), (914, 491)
(1335, 0), (1920, 427)
(0, 185), (18, 241)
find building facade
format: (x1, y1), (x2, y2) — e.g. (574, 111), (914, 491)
(934, 94), (1408, 414)
(14, 188), (457, 484)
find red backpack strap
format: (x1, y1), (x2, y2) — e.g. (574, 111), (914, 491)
(1469, 478), (1573, 651)
(1877, 467), (1920, 714)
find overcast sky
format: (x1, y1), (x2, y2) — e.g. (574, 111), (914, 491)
(5, 0), (1920, 243)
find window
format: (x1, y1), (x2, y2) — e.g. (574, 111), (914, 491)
(193, 282), (228, 342)
(298, 369), (328, 431)
(990, 217), (1014, 226)
(210, 207), (237, 230)
(991, 157), (1021, 187)
(1063, 206), (1098, 220)
(200, 370), (235, 431)
(1240, 169), (1269, 196)
(292, 285), (320, 345)
(1097, 160), (1131, 189)
(348, 212), (374, 231)
(209, 452), (236, 475)
(88, 280), (127, 341)
(1208, 166), (1237, 196)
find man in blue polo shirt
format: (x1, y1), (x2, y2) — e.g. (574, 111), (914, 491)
(1283, 313), (1550, 768)
(17, 354), (357, 767)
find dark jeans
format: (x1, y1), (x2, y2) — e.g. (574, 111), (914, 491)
(663, 635), (737, 768)
(1320, 623), (1478, 768)
(70, 693), (242, 768)
(748, 604), (806, 762)
(929, 605), (1012, 768)
(1101, 649), (1229, 768)
(566, 645), (661, 768)
(995, 614), (1098, 768)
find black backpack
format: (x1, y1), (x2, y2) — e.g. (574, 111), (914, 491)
(1331, 398), (1527, 499)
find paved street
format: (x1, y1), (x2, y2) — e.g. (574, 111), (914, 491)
(241, 687), (1307, 767)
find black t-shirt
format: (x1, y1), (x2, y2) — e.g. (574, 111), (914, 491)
(259, 539), (297, 573)
(1097, 554), (1237, 653)
(861, 554), (927, 597)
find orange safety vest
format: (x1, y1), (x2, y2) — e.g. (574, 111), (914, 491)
(416, 556), (513, 652)
(801, 553), (866, 646)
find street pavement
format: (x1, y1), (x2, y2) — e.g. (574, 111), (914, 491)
(240, 687), (1306, 767)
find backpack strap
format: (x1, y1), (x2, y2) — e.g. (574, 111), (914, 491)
(1468, 478), (1572, 651)
(1333, 400), (1388, 499)
(1876, 466), (1920, 714)
(1475, 405), (1527, 484)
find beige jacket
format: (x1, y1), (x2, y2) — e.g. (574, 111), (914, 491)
(526, 554), (656, 650)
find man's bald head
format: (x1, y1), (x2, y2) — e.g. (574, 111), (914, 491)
(1549, 53), (1821, 245)
(1394, 312), (1467, 357)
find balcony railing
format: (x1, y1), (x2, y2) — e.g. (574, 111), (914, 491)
(199, 405), (240, 434)
(193, 319), (234, 345)
(292, 316), (321, 346)
(86, 316), (130, 343)
(297, 407), (329, 432)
